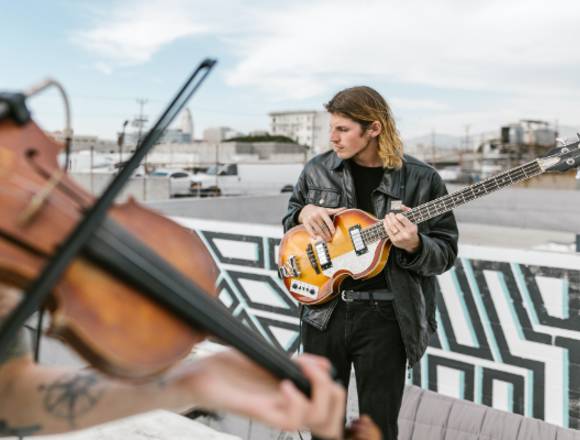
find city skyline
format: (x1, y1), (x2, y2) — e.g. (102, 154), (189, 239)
(1, 0), (579, 142)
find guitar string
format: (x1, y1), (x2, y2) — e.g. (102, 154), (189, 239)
(359, 160), (542, 244)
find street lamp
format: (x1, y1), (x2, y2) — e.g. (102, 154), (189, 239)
(117, 120), (129, 171)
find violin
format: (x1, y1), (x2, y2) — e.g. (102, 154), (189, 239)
(0, 64), (313, 396)
(0, 117), (218, 378)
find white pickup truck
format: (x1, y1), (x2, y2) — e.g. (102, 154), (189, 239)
(190, 163), (303, 196)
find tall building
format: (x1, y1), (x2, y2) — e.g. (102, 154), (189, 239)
(180, 107), (194, 141)
(269, 110), (330, 154)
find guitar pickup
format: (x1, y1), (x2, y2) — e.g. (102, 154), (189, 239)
(314, 241), (332, 270)
(349, 225), (368, 255)
(306, 244), (321, 274)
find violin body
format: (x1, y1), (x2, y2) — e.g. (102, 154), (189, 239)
(0, 119), (219, 380)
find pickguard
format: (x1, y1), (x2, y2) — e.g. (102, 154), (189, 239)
(322, 242), (380, 278)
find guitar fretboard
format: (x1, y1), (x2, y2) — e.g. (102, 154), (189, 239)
(360, 159), (543, 244)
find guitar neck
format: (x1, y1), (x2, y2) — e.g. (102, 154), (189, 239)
(361, 158), (544, 243)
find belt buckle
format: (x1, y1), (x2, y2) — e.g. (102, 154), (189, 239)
(340, 290), (353, 302)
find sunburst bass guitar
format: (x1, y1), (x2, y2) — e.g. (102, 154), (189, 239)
(278, 138), (580, 305)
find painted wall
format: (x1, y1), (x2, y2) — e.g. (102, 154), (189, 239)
(173, 217), (580, 429)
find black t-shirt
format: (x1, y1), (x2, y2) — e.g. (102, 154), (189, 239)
(341, 160), (388, 291)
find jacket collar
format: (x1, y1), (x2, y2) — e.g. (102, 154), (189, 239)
(376, 163), (404, 200)
(326, 152), (405, 200)
(327, 152), (344, 170)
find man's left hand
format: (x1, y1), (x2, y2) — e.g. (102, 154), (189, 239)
(383, 205), (420, 254)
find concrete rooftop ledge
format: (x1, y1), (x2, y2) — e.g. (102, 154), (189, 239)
(33, 410), (241, 440)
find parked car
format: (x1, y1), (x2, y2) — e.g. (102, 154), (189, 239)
(150, 168), (192, 197)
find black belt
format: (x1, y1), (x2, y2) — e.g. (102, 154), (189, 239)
(340, 289), (394, 302)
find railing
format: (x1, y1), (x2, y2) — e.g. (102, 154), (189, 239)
(173, 217), (580, 430)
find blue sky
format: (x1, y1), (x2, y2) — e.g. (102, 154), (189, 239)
(2, 0), (579, 142)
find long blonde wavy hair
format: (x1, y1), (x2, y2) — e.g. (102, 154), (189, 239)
(325, 86), (403, 169)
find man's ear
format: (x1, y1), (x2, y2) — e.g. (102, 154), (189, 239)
(368, 121), (382, 138)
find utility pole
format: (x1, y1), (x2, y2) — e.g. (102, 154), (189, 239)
(133, 98), (148, 171)
(431, 129), (436, 166)
(117, 120), (129, 171)
(133, 98), (148, 144)
(464, 124), (470, 151)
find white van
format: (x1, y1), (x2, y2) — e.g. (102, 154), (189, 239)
(190, 163), (302, 197)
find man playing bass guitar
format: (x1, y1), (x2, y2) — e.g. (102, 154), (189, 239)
(282, 86), (459, 440)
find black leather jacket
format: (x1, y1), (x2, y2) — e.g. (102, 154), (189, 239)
(282, 151), (458, 366)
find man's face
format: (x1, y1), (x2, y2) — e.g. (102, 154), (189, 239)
(329, 113), (373, 160)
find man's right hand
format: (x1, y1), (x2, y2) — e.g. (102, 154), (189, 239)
(298, 204), (346, 242)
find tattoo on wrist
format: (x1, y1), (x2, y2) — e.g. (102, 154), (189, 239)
(39, 371), (104, 428)
(0, 420), (41, 437)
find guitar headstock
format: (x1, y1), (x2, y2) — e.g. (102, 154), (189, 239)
(538, 135), (580, 173)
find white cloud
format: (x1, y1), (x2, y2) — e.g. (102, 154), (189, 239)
(390, 98), (449, 111)
(224, 0), (580, 101)
(72, 0), (580, 136)
(74, 0), (210, 68)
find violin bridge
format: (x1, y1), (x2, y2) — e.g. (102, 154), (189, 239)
(17, 169), (65, 226)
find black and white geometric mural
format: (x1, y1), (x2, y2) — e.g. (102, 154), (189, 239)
(175, 218), (580, 429)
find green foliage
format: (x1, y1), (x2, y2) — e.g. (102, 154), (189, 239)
(225, 134), (297, 143)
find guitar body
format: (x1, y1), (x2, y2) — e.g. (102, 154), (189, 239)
(278, 209), (391, 305)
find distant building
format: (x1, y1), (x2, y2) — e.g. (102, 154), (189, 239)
(269, 110), (330, 154)
(124, 107), (193, 146)
(500, 120), (557, 147)
(203, 126), (243, 143)
(48, 132), (117, 153)
(155, 128), (192, 144)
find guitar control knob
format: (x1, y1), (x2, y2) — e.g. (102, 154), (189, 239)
(292, 283), (297, 289)
(310, 289), (315, 295)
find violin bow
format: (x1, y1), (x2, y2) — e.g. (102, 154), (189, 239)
(0, 59), (217, 360)
(0, 60), (316, 396)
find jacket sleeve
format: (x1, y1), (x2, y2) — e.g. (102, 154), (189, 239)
(396, 172), (458, 276)
(282, 168), (309, 232)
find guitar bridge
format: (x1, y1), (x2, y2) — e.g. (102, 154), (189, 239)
(278, 255), (301, 278)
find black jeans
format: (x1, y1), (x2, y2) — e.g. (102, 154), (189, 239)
(302, 299), (406, 440)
